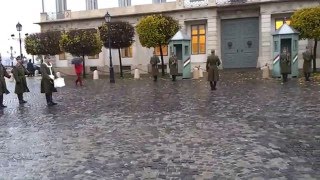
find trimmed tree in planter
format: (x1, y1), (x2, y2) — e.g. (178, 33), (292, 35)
(60, 29), (102, 78)
(291, 6), (320, 72)
(99, 21), (135, 78)
(136, 14), (180, 76)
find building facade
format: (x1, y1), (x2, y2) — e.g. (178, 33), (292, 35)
(38, 0), (320, 75)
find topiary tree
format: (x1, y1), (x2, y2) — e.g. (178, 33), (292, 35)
(25, 31), (62, 62)
(291, 6), (320, 72)
(136, 14), (180, 76)
(60, 29), (103, 78)
(99, 21), (135, 78)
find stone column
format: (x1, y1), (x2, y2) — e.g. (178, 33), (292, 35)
(207, 10), (219, 56)
(259, 13), (272, 68)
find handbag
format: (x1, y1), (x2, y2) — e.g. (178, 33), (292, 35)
(54, 77), (65, 88)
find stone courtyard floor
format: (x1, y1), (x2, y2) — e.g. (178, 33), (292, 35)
(0, 70), (319, 179)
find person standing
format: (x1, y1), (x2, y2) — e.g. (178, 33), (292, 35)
(74, 63), (83, 86)
(0, 58), (11, 108)
(27, 59), (35, 77)
(169, 52), (178, 81)
(280, 47), (291, 83)
(150, 51), (160, 82)
(206, 49), (221, 91)
(12, 57), (29, 104)
(302, 46), (313, 81)
(40, 57), (58, 106)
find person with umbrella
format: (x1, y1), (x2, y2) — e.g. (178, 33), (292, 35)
(72, 57), (83, 86)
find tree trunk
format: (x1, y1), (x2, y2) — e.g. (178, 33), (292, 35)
(159, 45), (165, 76)
(82, 55), (86, 78)
(118, 48), (123, 78)
(313, 39), (318, 72)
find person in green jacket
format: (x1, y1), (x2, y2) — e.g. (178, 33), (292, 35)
(12, 57), (29, 104)
(280, 47), (291, 83)
(150, 51), (160, 82)
(169, 52), (178, 81)
(206, 49), (221, 90)
(302, 46), (313, 81)
(0, 58), (11, 108)
(40, 57), (58, 106)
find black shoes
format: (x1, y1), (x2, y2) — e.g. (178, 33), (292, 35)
(0, 104), (7, 108)
(47, 102), (57, 106)
(19, 100), (27, 104)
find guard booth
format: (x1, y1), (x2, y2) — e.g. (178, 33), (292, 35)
(169, 30), (191, 79)
(272, 23), (299, 78)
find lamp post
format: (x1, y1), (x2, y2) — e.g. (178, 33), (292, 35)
(16, 22), (23, 60)
(9, 46), (15, 67)
(105, 12), (115, 83)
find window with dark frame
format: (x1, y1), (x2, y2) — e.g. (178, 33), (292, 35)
(155, 45), (168, 56)
(121, 46), (133, 58)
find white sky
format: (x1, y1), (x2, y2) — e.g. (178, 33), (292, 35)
(0, 0), (175, 62)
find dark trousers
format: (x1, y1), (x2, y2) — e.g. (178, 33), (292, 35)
(75, 73), (83, 86)
(153, 76), (158, 82)
(0, 94), (3, 105)
(210, 81), (217, 90)
(172, 75), (176, 81)
(45, 93), (52, 103)
(17, 94), (23, 101)
(304, 73), (311, 81)
(282, 74), (288, 82)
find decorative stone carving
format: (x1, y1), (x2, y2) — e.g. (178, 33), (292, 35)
(184, 0), (209, 8)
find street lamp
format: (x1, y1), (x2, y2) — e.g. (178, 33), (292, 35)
(16, 22), (23, 60)
(105, 12), (115, 83)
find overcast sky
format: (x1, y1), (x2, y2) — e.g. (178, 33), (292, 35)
(0, 0), (174, 62)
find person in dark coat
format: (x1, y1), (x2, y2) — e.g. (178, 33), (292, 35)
(169, 52), (178, 81)
(27, 59), (35, 77)
(0, 58), (11, 108)
(302, 46), (313, 81)
(150, 51), (160, 82)
(280, 47), (291, 83)
(12, 57), (30, 104)
(40, 57), (57, 106)
(206, 49), (221, 90)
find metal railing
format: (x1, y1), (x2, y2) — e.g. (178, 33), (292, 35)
(216, 0), (255, 6)
(183, 0), (209, 8)
(46, 11), (71, 21)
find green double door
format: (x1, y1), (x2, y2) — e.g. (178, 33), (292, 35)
(221, 18), (259, 68)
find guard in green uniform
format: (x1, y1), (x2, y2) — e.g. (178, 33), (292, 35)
(0, 58), (11, 108)
(302, 46), (313, 81)
(150, 51), (160, 82)
(12, 57), (30, 104)
(41, 57), (58, 106)
(169, 52), (178, 81)
(280, 47), (291, 83)
(206, 49), (221, 90)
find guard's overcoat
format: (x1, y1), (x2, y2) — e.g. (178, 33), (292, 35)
(206, 54), (221, 82)
(40, 63), (57, 94)
(169, 56), (178, 76)
(150, 55), (160, 76)
(12, 65), (30, 94)
(0, 64), (10, 95)
(280, 53), (291, 74)
(303, 51), (313, 74)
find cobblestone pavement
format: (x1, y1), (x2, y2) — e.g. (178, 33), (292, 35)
(0, 70), (319, 180)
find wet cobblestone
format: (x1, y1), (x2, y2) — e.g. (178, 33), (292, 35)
(0, 70), (319, 179)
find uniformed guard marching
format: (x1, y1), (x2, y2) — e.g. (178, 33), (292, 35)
(150, 51), (160, 82)
(280, 47), (291, 83)
(302, 46), (313, 81)
(0, 58), (11, 108)
(12, 57), (30, 104)
(41, 57), (58, 106)
(169, 52), (178, 81)
(206, 49), (221, 91)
